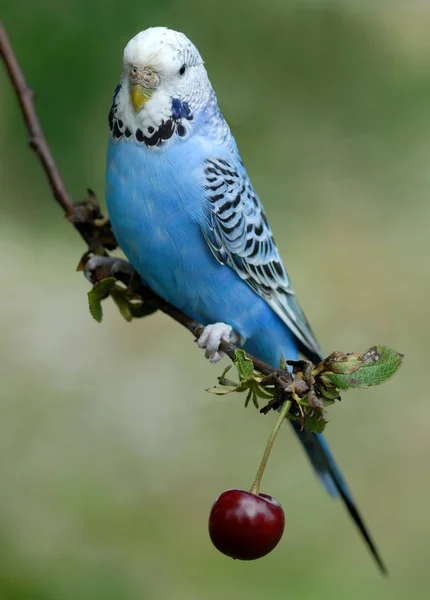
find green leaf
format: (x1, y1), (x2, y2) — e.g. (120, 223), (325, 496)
(110, 289), (133, 322)
(217, 365), (239, 387)
(251, 391), (259, 409)
(128, 302), (158, 319)
(303, 410), (328, 434)
(87, 277), (116, 323)
(234, 349), (254, 380)
(244, 389), (253, 408)
(253, 384), (275, 400)
(326, 346), (403, 389)
(206, 385), (238, 395)
(316, 378), (341, 402)
(320, 351), (363, 375)
(287, 408), (328, 434)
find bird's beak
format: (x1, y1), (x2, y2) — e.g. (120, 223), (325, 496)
(130, 83), (153, 112)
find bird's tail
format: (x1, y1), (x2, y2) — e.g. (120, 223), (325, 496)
(291, 421), (387, 575)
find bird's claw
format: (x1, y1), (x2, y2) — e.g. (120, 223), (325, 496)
(197, 322), (237, 363)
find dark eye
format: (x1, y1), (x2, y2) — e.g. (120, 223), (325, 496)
(179, 64), (186, 76)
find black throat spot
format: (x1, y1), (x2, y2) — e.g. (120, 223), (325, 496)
(108, 92), (193, 147)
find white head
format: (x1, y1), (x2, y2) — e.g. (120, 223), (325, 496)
(109, 27), (213, 147)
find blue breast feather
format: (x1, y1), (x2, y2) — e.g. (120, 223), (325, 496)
(106, 134), (298, 365)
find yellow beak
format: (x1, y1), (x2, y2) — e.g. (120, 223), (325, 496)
(130, 83), (153, 112)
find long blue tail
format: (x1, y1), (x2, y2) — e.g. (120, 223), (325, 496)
(242, 323), (386, 571)
(291, 421), (387, 574)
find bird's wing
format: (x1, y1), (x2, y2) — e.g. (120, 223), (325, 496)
(201, 156), (321, 361)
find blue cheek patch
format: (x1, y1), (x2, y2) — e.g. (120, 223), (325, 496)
(171, 97), (191, 120)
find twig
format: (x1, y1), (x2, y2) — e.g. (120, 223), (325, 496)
(249, 400), (292, 495)
(0, 21), (73, 217)
(0, 22), (118, 253)
(134, 288), (281, 377)
(0, 20), (286, 382)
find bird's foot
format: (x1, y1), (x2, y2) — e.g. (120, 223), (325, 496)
(197, 322), (238, 363)
(84, 255), (135, 284)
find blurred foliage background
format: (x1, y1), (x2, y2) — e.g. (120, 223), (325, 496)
(0, 1), (428, 598)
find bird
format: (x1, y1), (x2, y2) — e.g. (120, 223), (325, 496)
(105, 26), (386, 573)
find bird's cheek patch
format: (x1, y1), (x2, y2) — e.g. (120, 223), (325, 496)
(130, 84), (153, 112)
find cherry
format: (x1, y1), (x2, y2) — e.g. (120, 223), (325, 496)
(209, 400), (291, 560)
(209, 488), (285, 560)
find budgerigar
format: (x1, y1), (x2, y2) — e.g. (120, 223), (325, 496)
(105, 27), (385, 572)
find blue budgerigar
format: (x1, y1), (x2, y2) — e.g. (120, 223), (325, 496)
(105, 27), (385, 572)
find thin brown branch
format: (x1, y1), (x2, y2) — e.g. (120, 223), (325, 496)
(88, 257), (282, 377)
(0, 20), (73, 217)
(0, 21), (117, 254)
(0, 20), (284, 383)
(140, 290), (281, 377)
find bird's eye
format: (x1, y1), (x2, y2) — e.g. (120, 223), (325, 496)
(130, 67), (138, 78)
(179, 64), (186, 76)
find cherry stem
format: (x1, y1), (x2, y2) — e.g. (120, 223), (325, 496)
(249, 400), (292, 495)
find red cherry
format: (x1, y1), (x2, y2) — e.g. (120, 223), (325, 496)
(209, 488), (285, 560)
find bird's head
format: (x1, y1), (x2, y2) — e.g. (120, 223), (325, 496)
(109, 27), (213, 147)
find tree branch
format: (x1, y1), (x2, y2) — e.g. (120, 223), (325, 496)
(0, 21), (117, 253)
(0, 20), (286, 382)
(0, 21), (73, 217)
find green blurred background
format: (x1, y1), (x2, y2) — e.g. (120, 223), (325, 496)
(0, 1), (428, 598)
